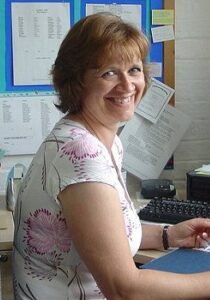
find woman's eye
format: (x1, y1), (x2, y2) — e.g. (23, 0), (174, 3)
(102, 70), (116, 79)
(129, 67), (142, 75)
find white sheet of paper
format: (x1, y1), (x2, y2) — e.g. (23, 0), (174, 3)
(148, 62), (162, 78)
(196, 242), (210, 252)
(86, 3), (142, 29)
(119, 105), (191, 180)
(11, 2), (70, 85)
(0, 93), (63, 155)
(136, 78), (174, 123)
(151, 25), (174, 43)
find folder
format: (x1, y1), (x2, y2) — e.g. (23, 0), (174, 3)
(141, 248), (210, 273)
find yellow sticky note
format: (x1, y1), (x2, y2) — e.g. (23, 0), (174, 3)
(152, 10), (174, 25)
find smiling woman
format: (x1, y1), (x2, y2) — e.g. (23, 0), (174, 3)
(12, 12), (210, 300)
(80, 57), (145, 130)
(52, 12), (150, 115)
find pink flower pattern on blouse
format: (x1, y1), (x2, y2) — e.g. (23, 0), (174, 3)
(61, 128), (101, 162)
(23, 209), (71, 255)
(24, 249), (65, 281)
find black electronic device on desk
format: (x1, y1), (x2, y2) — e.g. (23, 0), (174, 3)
(138, 197), (210, 224)
(141, 179), (176, 199)
(187, 170), (210, 201)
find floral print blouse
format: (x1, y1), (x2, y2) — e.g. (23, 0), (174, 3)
(12, 118), (142, 300)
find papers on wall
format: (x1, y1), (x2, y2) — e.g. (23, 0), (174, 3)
(0, 93), (63, 155)
(11, 2), (70, 86)
(152, 9), (174, 25)
(119, 105), (191, 180)
(136, 78), (174, 123)
(86, 3), (142, 29)
(147, 62), (163, 78)
(151, 25), (175, 43)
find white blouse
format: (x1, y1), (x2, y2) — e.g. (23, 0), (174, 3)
(13, 118), (142, 300)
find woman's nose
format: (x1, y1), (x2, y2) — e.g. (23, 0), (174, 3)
(116, 74), (134, 92)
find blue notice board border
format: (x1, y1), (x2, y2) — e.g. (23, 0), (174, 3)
(5, 0), (74, 92)
(150, 0), (173, 168)
(150, 0), (163, 82)
(0, 0), (6, 91)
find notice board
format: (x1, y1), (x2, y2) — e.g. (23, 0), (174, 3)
(0, 0), (175, 160)
(0, 0), (175, 93)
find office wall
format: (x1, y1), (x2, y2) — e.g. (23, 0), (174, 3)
(1, 0), (210, 199)
(171, 0), (210, 198)
(127, 0), (210, 200)
(0, 1), (162, 194)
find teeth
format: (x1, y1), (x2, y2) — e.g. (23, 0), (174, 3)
(113, 97), (131, 104)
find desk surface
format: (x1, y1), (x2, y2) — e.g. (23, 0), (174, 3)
(134, 249), (168, 264)
(0, 211), (14, 251)
(0, 194), (14, 251)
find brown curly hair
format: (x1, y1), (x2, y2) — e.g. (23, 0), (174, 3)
(51, 12), (150, 114)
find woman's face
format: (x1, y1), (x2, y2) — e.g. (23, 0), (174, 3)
(81, 56), (145, 128)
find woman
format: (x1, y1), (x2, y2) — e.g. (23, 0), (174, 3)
(13, 12), (210, 299)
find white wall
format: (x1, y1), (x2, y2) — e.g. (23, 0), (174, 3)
(164, 0), (210, 198)
(128, 0), (210, 200)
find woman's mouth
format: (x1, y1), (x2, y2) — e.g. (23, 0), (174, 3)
(107, 96), (132, 104)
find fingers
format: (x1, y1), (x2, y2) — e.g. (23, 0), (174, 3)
(201, 232), (210, 245)
(196, 233), (210, 248)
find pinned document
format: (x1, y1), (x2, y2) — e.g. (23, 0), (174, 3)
(148, 62), (163, 78)
(151, 25), (175, 43)
(152, 9), (174, 25)
(86, 3), (142, 30)
(119, 105), (191, 180)
(135, 78), (174, 123)
(11, 2), (71, 85)
(0, 93), (63, 155)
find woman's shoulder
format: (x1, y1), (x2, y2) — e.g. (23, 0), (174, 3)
(60, 126), (104, 161)
(49, 118), (87, 139)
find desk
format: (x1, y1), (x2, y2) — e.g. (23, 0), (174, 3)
(0, 211), (14, 251)
(134, 249), (168, 265)
(0, 194), (14, 251)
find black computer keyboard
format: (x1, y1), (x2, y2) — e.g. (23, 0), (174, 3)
(138, 197), (210, 224)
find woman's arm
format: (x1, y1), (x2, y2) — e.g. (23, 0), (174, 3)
(59, 182), (210, 300)
(140, 224), (164, 250)
(140, 218), (210, 250)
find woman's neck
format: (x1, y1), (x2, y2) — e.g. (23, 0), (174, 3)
(68, 112), (118, 152)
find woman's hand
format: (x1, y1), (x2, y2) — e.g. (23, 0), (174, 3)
(169, 218), (210, 249)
